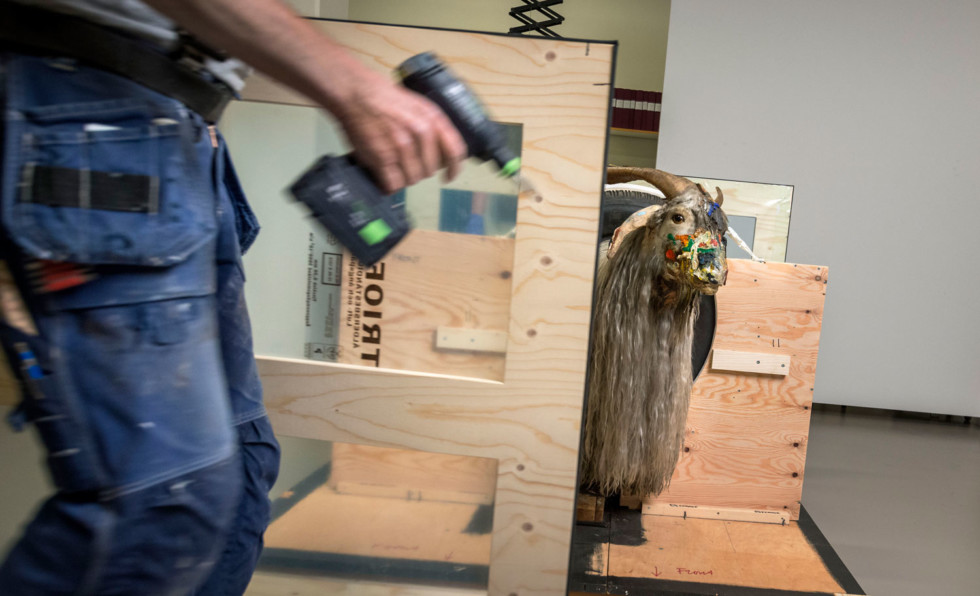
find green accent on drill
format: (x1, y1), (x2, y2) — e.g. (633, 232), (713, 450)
(359, 219), (393, 246)
(500, 157), (521, 178)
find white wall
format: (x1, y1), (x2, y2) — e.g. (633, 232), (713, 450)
(659, 1), (980, 416)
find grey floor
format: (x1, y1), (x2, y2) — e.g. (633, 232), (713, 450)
(1, 404), (978, 595)
(801, 407), (980, 596)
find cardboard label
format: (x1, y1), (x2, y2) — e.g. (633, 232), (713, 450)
(304, 231), (344, 361)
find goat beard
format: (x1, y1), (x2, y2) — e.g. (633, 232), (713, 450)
(581, 227), (700, 497)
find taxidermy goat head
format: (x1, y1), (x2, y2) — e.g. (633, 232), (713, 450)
(581, 168), (728, 498)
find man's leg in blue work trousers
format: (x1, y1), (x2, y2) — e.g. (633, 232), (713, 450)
(0, 274), (245, 595)
(191, 137), (281, 596)
(0, 53), (246, 594)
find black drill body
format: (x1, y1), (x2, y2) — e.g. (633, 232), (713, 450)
(290, 52), (519, 266)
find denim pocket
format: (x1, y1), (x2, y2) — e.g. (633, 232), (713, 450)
(218, 141), (261, 256)
(4, 98), (216, 267)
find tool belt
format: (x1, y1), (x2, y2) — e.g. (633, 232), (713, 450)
(0, 2), (234, 123)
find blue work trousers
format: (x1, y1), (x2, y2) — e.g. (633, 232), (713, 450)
(0, 54), (280, 595)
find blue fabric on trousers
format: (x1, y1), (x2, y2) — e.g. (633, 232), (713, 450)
(0, 53), (280, 594)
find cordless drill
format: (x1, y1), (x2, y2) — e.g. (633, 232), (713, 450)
(289, 52), (521, 266)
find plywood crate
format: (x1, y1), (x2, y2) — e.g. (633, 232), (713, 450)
(568, 259), (858, 595)
(234, 18), (616, 596)
(645, 259), (829, 521)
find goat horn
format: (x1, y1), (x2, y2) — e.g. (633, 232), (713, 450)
(692, 183), (725, 207)
(606, 167), (696, 200)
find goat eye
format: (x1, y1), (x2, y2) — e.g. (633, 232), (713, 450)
(671, 213), (685, 224)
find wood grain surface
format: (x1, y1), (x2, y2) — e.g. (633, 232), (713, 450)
(328, 442), (497, 506)
(606, 515), (843, 593)
(711, 348), (792, 376)
(264, 483), (493, 566)
(334, 231), (514, 381)
(575, 494), (605, 524)
(643, 502), (791, 525)
(645, 259), (830, 519)
(249, 19), (615, 596)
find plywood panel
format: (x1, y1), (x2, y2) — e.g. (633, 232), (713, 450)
(264, 484), (492, 565)
(606, 515), (843, 593)
(334, 231), (513, 380)
(328, 442), (497, 505)
(250, 19), (614, 596)
(645, 259), (829, 519)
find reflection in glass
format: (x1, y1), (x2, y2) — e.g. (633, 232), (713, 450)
(221, 102), (521, 382)
(252, 436), (496, 592)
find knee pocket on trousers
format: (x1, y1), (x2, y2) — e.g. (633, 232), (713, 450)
(97, 457), (243, 594)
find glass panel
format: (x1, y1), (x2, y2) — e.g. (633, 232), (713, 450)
(252, 436), (496, 593)
(724, 214), (757, 260)
(221, 101), (521, 381)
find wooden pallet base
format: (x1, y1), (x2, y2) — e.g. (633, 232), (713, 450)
(255, 461), (493, 589)
(644, 502), (792, 525)
(569, 506), (863, 595)
(252, 458), (861, 595)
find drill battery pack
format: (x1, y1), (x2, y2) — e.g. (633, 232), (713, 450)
(289, 155), (411, 267)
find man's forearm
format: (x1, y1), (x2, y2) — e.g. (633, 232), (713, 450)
(143, 0), (365, 118)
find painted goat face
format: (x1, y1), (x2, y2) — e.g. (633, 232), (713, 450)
(608, 188), (729, 294)
(656, 189), (728, 292)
